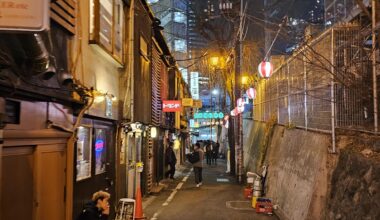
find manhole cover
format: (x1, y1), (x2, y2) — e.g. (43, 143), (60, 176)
(216, 178), (229, 182)
(226, 201), (254, 211)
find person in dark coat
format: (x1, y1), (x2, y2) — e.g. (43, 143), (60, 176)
(165, 141), (177, 179)
(212, 142), (220, 165)
(76, 190), (110, 220)
(205, 141), (212, 166)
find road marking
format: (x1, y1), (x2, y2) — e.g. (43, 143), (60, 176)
(152, 169), (193, 219)
(176, 182), (184, 190)
(216, 178), (230, 182)
(226, 201), (255, 211)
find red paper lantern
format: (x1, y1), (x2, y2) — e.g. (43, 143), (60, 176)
(237, 98), (244, 107)
(258, 61), (273, 78)
(246, 88), (256, 99)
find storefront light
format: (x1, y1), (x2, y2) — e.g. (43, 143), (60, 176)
(174, 139), (180, 150)
(151, 127), (157, 138)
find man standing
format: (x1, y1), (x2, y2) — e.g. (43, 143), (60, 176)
(193, 142), (204, 187)
(165, 142), (177, 179)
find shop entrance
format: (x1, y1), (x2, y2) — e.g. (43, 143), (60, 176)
(1, 144), (66, 220)
(125, 131), (142, 198)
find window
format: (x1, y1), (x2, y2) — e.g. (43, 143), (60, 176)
(174, 12), (187, 24)
(90, 0), (124, 63)
(76, 126), (92, 181)
(95, 128), (107, 174)
(174, 39), (187, 52)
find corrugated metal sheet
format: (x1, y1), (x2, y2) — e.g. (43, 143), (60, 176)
(152, 44), (162, 126)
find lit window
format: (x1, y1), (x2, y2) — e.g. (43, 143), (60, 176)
(174, 39), (187, 52)
(174, 12), (187, 24)
(90, 0), (124, 63)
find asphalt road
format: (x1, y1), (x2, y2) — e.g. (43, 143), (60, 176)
(143, 159), (278, 220)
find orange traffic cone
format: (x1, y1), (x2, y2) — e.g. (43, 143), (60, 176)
(134, 187), (146, 220)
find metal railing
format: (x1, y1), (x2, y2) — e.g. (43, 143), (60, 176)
(253, 26), (374, 134)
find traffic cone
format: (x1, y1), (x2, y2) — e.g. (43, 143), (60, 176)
(134, 187), (146, 220)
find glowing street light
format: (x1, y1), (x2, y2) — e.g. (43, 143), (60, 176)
(210, 56), (220, 67)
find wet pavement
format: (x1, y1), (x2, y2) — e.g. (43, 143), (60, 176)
(142, 159), (278, 220)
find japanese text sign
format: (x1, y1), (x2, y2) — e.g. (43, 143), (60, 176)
(163, 100), (182, 112)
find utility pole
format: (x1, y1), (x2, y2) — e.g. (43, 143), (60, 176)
(235, 0), (244, 183)
(372, 0), (378, 132)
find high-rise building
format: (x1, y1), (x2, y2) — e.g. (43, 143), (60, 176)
(325, 0), (370, 26)
(149, 0), (188, 61)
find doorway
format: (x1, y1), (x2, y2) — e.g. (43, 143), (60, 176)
(1, 144), (66, 220)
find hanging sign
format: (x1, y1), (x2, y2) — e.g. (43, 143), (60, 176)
(162, 100), (182, 112)
(0, 0), (50, 32)
(193, 100), (202, 108)
(182, 98), (193, 107)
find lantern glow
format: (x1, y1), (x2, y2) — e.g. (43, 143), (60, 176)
(258, 61), (273, 78)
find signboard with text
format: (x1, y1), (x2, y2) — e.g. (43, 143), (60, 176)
(182, 98), (193, 107)
(163, 100), (182, 112)
(0, 0), (49, 32)
(193, 100), (202, 108)
(194, 111), (224, 119)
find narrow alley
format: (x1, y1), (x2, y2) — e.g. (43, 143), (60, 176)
(143, 160), (277, 220)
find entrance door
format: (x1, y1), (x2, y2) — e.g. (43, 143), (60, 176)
(35, 144), (66, 220)
(1, 144), (66, 220)
(1, 146), (34, 220)
(126, 132), (142, 198)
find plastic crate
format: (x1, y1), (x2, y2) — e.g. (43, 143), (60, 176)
(255, 198), (273, 215)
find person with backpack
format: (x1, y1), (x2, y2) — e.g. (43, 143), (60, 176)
(75, 190), (110, 220)
(193, 142), (204, 187)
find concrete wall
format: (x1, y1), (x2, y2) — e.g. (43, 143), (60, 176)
(244, 121), (330, 220)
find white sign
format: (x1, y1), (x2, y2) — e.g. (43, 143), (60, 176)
(190, 71), (199, 100)
(0, 0), (49, 32)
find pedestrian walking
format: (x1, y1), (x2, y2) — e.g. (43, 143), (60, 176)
(205, 141), (212, 166)
(75, 190), (110, 220)
(193, 142), (204, 187)
(212, 142), (220, 165)
(165, 141), (177, 180)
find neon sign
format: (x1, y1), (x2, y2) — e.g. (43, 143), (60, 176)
(95, 139), (104, 152)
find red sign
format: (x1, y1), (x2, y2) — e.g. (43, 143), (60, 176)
(162, 100), (182, 112)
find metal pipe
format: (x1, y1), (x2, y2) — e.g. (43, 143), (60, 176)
(287, 63), (291, 125)
(238, 0), (244, 184)
(18, 33), (56, 80)
(303, 52), (308, 130)
(331, 29), (336, 153)
(372, 0), (378, 132)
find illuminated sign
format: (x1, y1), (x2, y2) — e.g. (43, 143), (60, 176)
(95, 139), (104, 152)
(194, 112), (224, 119)
(182, 98), (193, 107)
(0, 0), (49, 32)
(163, 100), (182, 112)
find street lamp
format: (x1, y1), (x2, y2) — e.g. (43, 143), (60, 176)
(210, 56), (220, 67)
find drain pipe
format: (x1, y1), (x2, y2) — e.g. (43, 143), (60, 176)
(330, 29), (336, 153)
(372, 0), (378, 133)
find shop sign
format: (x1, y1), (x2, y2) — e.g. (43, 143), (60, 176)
(193, 100), (202, 108)
(182, 98), (193, 107)
(163, 100), (182, 112)
(194, 111), (224, 119)
(0, 0), (49, 32)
